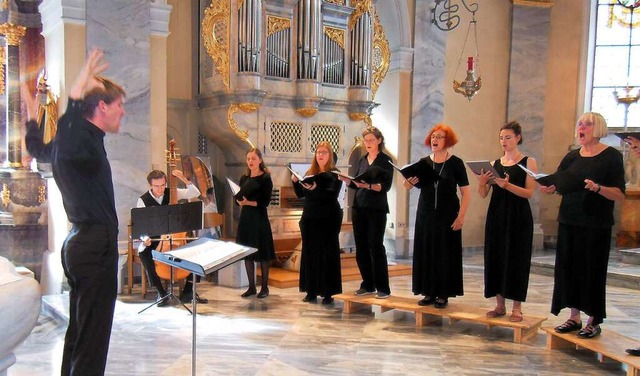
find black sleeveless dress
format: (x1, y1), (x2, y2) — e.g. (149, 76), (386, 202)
(483, 157), (533, 302)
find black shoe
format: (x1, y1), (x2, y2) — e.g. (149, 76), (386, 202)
(241, 288), (256, 298)
(577, 324), (601, 339)
(354, 288), (376, 296)
(257, 288), (269, 299)
(554, 319), (582, 333)
(322, 297), (334, 305)
(180, 292), (208, 304)
(417, 296), (436, 306)
(156, 293), (169, 307)
(626, 347), (640, 356)
(302, 294), (317, 303)
(434, 298), (448, 309)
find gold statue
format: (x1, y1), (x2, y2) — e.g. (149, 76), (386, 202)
(35, 70), (58, 144)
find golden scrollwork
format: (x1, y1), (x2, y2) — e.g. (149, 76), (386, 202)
(371, 7), (390, 99)
(348, 0), (373, 31)
(202, 0), (230, 90)
(1, 183), (9, 208)
(227, 104), (256, 148)
(267, 16), (291, 37)
(1, 0), (7, 10)
(296, 108), (318, 118)
(510, 0), (554, 7)
(324, 0), (346, 5)
(0, 46), (5, 95)
(0, 23), (26, 46)
(349, 112), (372, 128)
(37, 185), (46, 204)
(324, 27), (345, 49)
(238, 102), (260, 112)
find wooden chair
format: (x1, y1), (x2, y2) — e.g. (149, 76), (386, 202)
(126, 223), (148, 297)
(204, 212), (225, 239)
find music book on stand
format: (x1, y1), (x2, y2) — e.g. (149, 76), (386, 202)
(152, 238), (257, 277)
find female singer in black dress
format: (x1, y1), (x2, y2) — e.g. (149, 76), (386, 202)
(236, 148), (276, 299)
(476, 121), (537, 322)
(404, 124), (470, 308)
(541, 112), (625, 339)
(292, 142), (343, 304)
(338, 127), (394, 299)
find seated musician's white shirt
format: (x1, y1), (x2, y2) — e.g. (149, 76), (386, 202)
(136, 184), (201, 208)
(136, 184), (200, 253)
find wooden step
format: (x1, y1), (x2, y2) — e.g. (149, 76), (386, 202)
(334, 292), (547, 344)
(263, 264), (412, 289)
(542, 326), (640, 376)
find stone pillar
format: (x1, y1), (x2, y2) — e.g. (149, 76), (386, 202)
(507, 0), (554, 251)
(408, 0), (446, 255)
(0, 23), (25, 168)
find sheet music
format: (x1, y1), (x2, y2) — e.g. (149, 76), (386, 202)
(165, 239), (253, 272)
(227, 178), (241, 196)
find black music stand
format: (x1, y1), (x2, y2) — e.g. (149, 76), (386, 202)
(153, 239), (257, 376)
(131, 201), (203, 314)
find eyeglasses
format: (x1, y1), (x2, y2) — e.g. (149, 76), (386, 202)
(316, 150), (330, 155)
(431, 134), (446, 140)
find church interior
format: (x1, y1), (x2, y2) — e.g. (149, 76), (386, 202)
(2, 0), (640, 375)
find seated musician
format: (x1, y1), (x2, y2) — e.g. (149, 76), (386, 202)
(137, 169), (208, 305)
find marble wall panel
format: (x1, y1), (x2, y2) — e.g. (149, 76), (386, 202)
(507, 6), (551, 222)
(87, 0), (151, 237)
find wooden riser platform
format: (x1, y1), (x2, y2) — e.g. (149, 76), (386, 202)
(542, 326), (640, 376)
(334, 293), (547, 344)
(262, 253), (412, 288)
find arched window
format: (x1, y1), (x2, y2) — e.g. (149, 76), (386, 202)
(586, 0), (639, 129)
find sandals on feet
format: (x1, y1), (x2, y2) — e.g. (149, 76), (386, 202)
(486, 306), (507, 318)
(509, 309), (523, 322)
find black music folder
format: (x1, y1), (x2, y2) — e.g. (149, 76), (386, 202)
(333, 165), (389, 183)
(517, 164), (584, 195)
(390, 159), (440, 188)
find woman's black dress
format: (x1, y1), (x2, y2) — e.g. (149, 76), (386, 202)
(236, 173), (276, 262)
(484, 157), (533, 302)
(551, 147), (625, 324)
(412, 155), (469, 298)
(294, 172), (343, 297)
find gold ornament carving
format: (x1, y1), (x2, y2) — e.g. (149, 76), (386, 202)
(0, 46), (5, 95)
(1, 183), (9, 208)
(267, 16), (290, 37)
(349, 0), (373, 31)
(296, 108), (318, 118)
(202, 0), (231, 90)
(0, 23), (26, 46)
(511, 0), (554, 7)
(371, 7), (389, 99)
(324, 0), (345, 5)
(227, 104), (256, 148)
(349, 112), (372, 128)
(37, 185), (46, 204)
(1, 0), (7, 11)
(324, 27), (345, 49)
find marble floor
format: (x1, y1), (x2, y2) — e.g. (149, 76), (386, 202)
(9, 251), (640, 376)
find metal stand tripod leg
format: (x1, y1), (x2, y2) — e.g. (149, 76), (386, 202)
(138, 266), (192, 314)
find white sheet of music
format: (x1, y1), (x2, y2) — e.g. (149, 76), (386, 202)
(165, 239), (251, 271)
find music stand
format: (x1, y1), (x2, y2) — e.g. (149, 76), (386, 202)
(131, 201), (203, 314)
(153, 239), (257, 376)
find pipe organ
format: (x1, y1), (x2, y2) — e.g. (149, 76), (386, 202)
(199, 0), (390, 238)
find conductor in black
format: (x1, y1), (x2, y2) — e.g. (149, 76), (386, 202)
(25, 48), (126, 376)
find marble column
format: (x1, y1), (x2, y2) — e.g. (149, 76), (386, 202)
(507, 1), (554, 250)
(0, 37), (5, 165)
(408, 0), (446, 253)
(0, 24), (25, 168)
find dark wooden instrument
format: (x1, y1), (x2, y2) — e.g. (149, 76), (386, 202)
(154, 140), (191, 281)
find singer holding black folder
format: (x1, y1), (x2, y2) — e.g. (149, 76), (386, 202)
(403, 124), (470, 309)
(542, 112), (625, 340)
(338, 127), (393, 299)
(236, 148), (276, 299)
(475, 121), (536, 322)
(292, 142), (343, 304)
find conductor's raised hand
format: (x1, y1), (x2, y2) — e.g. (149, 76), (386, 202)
(20, 83), (39, 122)
(70, 48), (109, 100)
